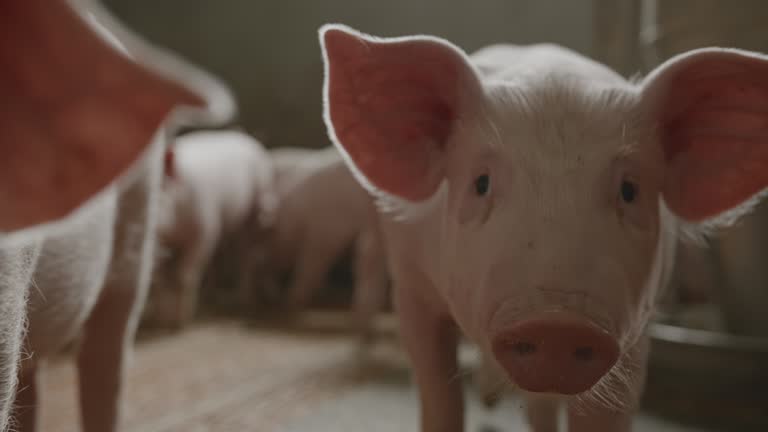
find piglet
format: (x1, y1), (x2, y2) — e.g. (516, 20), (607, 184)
(319, 23), (768, 432)
(267, 145), (389, 340)
(150, 129), (277, 328)
(0, 1), (234, 431)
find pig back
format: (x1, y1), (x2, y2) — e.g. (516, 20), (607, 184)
(271, 146), (372, 260)
(174, 130), (271, 235)
(470, 43), (626, 86)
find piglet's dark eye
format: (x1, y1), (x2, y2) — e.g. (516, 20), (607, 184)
(475, 174), (490, 196)
(620, 180), (637, 203)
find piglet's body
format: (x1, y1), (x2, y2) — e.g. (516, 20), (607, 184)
(0, 1), (233, 430)
(18, 154), (162, 432)
(268, 146), (388, 338)
(320, 24), (768, 432)
(151, 130), (277, 328)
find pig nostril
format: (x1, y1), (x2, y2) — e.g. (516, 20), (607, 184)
(572, 346), (594, 362)
(512, 341), (536, 356)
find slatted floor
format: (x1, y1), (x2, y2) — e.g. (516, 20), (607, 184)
(37, 313), (711, 432)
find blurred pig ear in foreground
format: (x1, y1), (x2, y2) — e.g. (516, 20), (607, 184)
(0, 0), (235, 232)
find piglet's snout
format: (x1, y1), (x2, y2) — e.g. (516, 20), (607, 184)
(491, 313), (619, 395)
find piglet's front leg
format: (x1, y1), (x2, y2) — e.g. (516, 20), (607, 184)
(172, 237), (215, 328)
(567, 336), (649, 432)
(394, 272), (463, 432)
(351, 225), (388, 346)
(78, 161), (159, 432)
(568, 406), (631, 432)
(525, 394), (559, 432)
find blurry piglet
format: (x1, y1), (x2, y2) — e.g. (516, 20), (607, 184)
(319, 23), (768, 432)
(266, 145), (389, 341)
(148, 129), (277, 329)
(0, 0), (234, 431)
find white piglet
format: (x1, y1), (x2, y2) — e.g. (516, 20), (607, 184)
(151, 129), (277, 329)
(267, 146), (389, 339)
(320, 23), (768, 432)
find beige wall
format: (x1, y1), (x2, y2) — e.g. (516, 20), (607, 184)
(103, 0), (593, 149)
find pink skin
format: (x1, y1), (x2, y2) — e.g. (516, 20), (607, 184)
(320, 23), (768, 432)
(267, 146), (389, 339)
(0, 1), (233, 431)
(149, 130), (277, 329)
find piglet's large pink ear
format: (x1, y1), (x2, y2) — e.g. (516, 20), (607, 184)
(643, 48), (768, 222)
(0, 0), (222, 231)
(320, 24), (481, 202)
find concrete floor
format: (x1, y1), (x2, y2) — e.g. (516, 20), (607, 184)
(37, 315), (715, 432)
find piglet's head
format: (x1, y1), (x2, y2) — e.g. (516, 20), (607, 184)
(320, 24), (768, 402)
